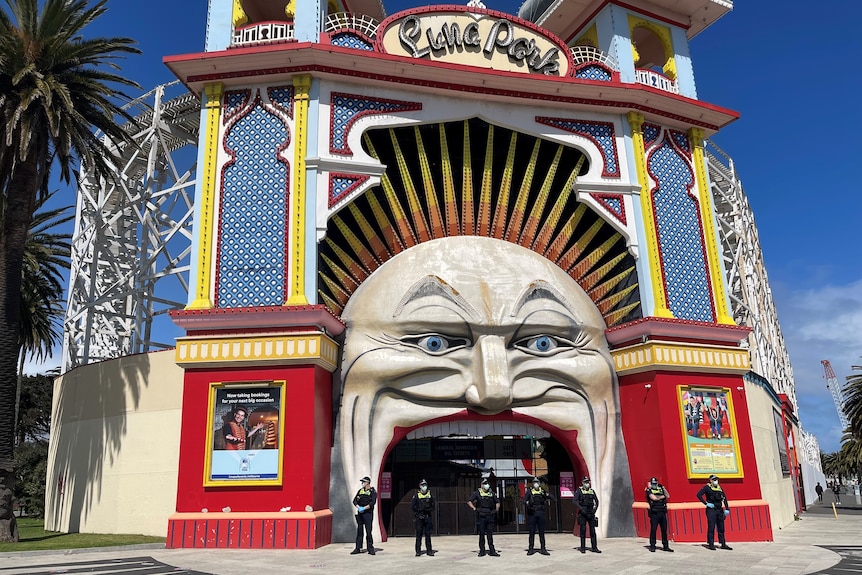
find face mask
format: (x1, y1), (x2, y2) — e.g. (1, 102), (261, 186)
(650, 483), (658, 488)
(420, 485), (428, 493)
(712, 480), (719, 486)
(533, 482), (540, 489)
(583, 482), (591, 488)
(482, 483), (490, 490)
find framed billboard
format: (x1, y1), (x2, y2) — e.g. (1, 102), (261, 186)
(204, 380), (285, 486)
(678, 386), (743, 479)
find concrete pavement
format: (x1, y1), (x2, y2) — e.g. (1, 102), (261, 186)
(2, 505), (861, 575)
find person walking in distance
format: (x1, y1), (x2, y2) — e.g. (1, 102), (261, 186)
(832, 482), (841, 504)
(645, 477), (673, 552)
(411, 479), (435, 557)
(524, 477), (552, 555)
(351, 476), (377, 555)
(574, 476), (601, 554)
(815, 482), (824, 503)
(468, 478), (501, 557)
(696, 474), (732, 550)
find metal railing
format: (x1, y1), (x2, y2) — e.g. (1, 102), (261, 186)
(232, 21), (295, 47)
(634, 68), (679, 94)
(324, 12), (380, 39)
(570, 45), (618, 71)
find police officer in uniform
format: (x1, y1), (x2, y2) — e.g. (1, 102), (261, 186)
(351, 476), (377, 555)
(645, 477), (673, 552)
(696, 474), (732, 550)
(574, 476), (601, 554)
(523, 477), (552, 555)
(467, 478), (500, 557)
(411, 479), (436, 557)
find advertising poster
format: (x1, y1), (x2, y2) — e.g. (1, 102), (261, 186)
(678, 386), (743, 479)
(204, 381), (285, 486)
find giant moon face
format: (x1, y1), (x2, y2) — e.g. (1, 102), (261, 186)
(336, 236), (632, 540)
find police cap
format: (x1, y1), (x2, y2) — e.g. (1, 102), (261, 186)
(650, 477), (658, 483)
(582, 476), (590, 482)
(419, 479), (428, 486)
(709, 474), (718, 481)
(360, 476), (371, 483)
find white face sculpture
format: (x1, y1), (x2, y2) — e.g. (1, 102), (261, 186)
(338, 236), (628, 538)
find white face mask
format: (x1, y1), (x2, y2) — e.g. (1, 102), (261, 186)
(420, 485), (428, 493)
(482, 483), (490, 490)
(712, 480), (719, 486)
(583, 482), (591, 489)
(533, 482), (540, 489)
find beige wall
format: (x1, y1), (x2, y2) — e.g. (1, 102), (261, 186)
(44, 350), (183, 536)
(745, 380), (797, 529)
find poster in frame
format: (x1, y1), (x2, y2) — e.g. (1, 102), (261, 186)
(204, 380), (286, 487)
(678, 386), (743, 479)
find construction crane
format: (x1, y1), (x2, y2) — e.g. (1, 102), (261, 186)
(822, 360), (850, 429)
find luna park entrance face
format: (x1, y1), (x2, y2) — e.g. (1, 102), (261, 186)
(380, 435), (578, 536)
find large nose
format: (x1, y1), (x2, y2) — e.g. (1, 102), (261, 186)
(466, 335), (512, 412)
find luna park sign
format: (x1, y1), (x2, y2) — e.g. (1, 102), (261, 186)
(379, 10), (571, 77)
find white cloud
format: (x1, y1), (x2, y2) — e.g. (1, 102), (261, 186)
(773, 278), (862, 452)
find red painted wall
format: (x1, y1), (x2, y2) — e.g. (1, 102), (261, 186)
(175, 365), (332, 513)
(619, 371), (762, 504)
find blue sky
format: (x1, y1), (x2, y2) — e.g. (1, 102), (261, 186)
(59, 0), (860, 452)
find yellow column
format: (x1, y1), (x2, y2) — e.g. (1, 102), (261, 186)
(187, 82), (224, 310)
(286, 75), (312, 305)
(628, 112), (673, 318)
(690, 128), (735, 325)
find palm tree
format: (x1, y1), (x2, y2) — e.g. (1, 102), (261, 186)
(14, 192), (72, 442)
(0, 0), (139, 541)
(843, 361), (862, 439)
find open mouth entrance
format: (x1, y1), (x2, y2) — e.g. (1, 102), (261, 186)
(379, 420), (583, 537)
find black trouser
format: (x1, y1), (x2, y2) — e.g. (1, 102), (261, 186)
(649, 510), (668, 548)
(705, 507), (726, 546)
(527, 511), (546, 550)
(577, 515), (597, 549)
(415, 514), (433, 553)
(355, 511), (374, 550)
(477, 514), (496, 552)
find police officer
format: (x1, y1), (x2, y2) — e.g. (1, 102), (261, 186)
(523, 477), (552, 555)
(645, 477), (673, 552)
(351, 476), (377, 555)
(411, 479), (436, 557)
(696, 474), (732, 550)
(467, 478), (500, 557)
(574, 476), (601, 554)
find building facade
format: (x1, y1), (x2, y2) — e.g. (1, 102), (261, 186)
(46, 0), (814, 549)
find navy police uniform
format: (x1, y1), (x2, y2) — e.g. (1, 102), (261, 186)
(696, 475), (732, 550)
(411, 480), (435, 556)
(645, 477), (673, 552)
(574, 477), (601, 553)
(468, 482), (500, 557)
(523, 479), (552, 555)
(351, 477), (377, 555)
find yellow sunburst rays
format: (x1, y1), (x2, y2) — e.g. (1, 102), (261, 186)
(364, 133), (417, 249)
(461, 121), (475, 235)
(532, 157), (581, 254)
(490, 132), (518, 239)
(414, 126), (445, 238)
(504, 139), (541, 244)
(439, 124), (461, 237)
(390, 128), (431, 243)
(321, 120), (640, 325)
(477, 124), (495, 237)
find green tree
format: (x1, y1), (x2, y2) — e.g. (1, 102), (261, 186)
(14, 372), (53, 518)
(838, 361), (862, 480)
(0, 0), (139, 542)
(14, 192), (71, 439)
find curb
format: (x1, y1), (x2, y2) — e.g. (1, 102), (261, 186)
(0, 542), (165, 558)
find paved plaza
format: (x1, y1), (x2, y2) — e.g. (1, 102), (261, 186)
(2, 503), (862, 575)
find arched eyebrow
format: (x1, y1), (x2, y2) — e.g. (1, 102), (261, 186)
(393, 275), (479, 320)
(510, 280), (579, 318)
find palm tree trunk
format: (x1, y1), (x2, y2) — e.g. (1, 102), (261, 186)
(14, 351), (24, 446)
(0, 159), (39, 542)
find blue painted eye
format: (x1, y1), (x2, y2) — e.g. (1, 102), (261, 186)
(419, 335), (446, 352)
(402, 334), (469, 355)
(514, 334), (572, 356)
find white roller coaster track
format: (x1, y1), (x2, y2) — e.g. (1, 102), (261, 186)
(62, 87), (813, 463)
(61, 81), (200, 370)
